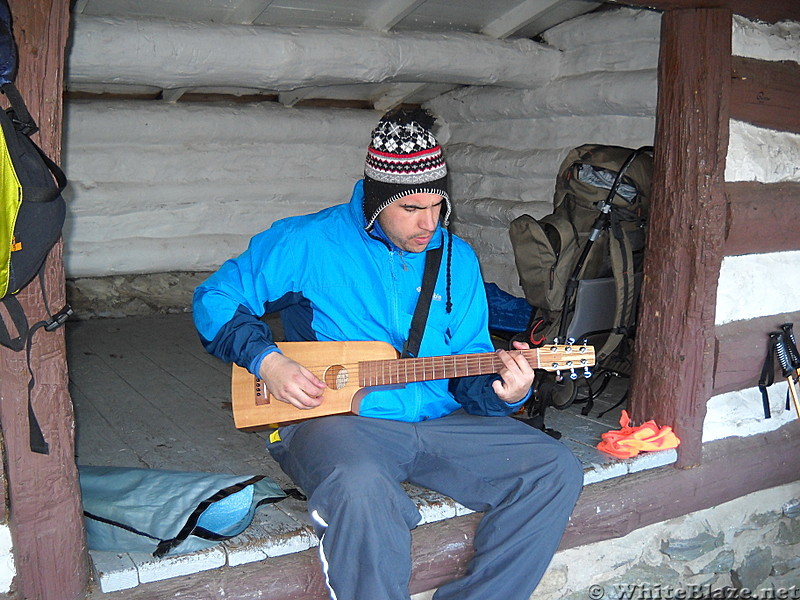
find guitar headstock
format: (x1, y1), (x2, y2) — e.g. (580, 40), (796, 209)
(535, 342), (596, 380)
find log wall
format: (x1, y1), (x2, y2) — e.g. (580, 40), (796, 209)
(629, 6), (800, 464)
(706, 29), (800, 428)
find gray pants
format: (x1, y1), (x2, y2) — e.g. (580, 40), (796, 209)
(268, 411), (583, 600)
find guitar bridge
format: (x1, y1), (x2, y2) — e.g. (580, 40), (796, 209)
(254, 378), (269, 406)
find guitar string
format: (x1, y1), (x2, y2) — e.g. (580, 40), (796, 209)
(297, 348), (591, 388)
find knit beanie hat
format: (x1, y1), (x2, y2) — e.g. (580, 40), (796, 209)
(363, 108), (451, 231)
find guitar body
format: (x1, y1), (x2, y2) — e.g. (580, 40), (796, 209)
(231, 340), (400, 429)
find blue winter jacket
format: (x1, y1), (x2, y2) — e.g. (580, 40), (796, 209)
(192, 180), (525, 422)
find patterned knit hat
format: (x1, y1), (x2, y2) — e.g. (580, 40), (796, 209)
(363, 108), (450, 231)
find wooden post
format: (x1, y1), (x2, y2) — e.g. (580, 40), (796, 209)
(0, 1), (88, 598)
(629, 8), (731, 468)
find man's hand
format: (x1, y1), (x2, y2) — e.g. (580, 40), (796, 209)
(492, 340), (535, 404)
(259, 351), (327, 410)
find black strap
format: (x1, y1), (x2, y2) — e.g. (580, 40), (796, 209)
(1, 82), (68, 200)
(0, 82), (36, 135)
(401, 244), (443, 359)
(0, 295), (49, 453)
(0, 295), (28, 351)
(153, 475), (273, 558)
(758, 332), (780, 419)
(0, 272), (72, 454)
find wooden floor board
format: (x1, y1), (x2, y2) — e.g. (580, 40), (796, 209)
(69, 352), (205, 470)
(73, 386), (146, 468)
(67, 316), (285, 481)
(67, 314), (628, 487)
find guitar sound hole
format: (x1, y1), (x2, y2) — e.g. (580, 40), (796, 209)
(324, 365), (349, 390)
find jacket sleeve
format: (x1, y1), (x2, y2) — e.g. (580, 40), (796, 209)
(444, 240), (530, 416)
(192, 222), (298, 374)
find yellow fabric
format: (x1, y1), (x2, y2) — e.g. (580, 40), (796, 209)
(0, 126), (23, 297)
(269, 429), (281, 444)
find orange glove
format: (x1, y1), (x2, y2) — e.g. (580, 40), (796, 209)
(596, 410), (680, 459)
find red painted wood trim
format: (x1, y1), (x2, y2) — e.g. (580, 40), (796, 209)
(86, 423), (800, 600)
(562, 421), (800, 549)
(725, 182), (800, 257)
(629, 9), (732, 468)
(712, 310), (800, 396)
(0, 1), (88, 599)
(608, 0), (800, 24)
(731, 57), (800, 135)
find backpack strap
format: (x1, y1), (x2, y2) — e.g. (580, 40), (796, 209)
(596, 211), (637, 361)
(0, 271), (72, 454)
(0, 83), (35, 134)
(0, 294), (27, 351)
(401, 242), (444, 359)
(1, 82), (67, 200)
(0, 293), (49, 453)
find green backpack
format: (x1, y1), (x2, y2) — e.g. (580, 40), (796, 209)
(509, 145), (653, 366)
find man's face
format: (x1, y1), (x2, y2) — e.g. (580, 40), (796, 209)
(377, 193), (444, 253)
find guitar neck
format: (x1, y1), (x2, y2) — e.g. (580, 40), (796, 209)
(358, 347), (588, 387)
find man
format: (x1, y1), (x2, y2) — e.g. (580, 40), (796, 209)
(193, 108), (583, 600)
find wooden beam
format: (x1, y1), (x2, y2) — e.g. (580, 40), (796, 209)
(713, 310), (800, 395)
(86, 423), (800, 600)
(362, 0), (427, 31)
(371, 82), (428, 112)
(606, 0), (800, 24)
(725, 181), (800, 257)
(481, 0), (565, 39)
(629, 8), (731, 468)
(0, 1), (88, 598)
(731, 57), (800, 135)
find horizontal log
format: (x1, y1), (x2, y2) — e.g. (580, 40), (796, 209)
(427, 69), (657, 122)
(67, 16), (560, 92)
(561, 420), (800, 548)
(542, 9), (661, 52)
(87, 422), (800, 600)
(64, 100), (375, 146)
(725, 181), (800, 256)
(607, 0), (800, 24)
(713, 310), (800, 395)
(731, 57), (800, 135)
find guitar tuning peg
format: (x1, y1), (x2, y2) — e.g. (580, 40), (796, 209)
(583, 366), (592, 378)
(567, 337), (575, 345)
(569, 368), (578, 380)
(555, 370), (563, 382)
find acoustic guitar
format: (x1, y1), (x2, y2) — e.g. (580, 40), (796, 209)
(231, 340), (595, 429)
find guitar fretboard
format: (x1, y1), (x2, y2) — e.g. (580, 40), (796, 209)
(358, 348), (589, 387)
